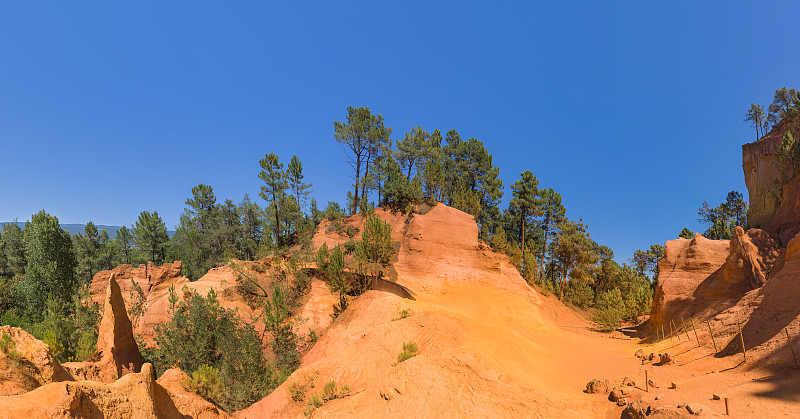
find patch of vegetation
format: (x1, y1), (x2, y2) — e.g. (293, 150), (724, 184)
(0, 333), (22, 366)
(392, 308), (410, 321)
(592, 289), (625, 332)
(183, 364), (224, 403)
(303, 393), (323, 417)
(151, 288), (281, 411)
(289, 381), (306, 403)
(128, 278), (147, 329)
(397, 341), (419, 363)
(303, 380), (351, 417)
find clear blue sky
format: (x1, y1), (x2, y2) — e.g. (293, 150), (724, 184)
(1, 2), (798, 262)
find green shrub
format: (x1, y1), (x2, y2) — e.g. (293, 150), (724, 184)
(316, 243), (330, 270)
(304, 393), (323, 417)
(392, 309), (410, 321)
(0, 333), (13, 353)
(321, 380), (338, 402)
(289, 382), (306, 403)
(397, 341), (419, 363)
(41, 329), (64, 359)
(73, 332), (96, 362)
(152, 288), (279, 411)
(183, 364), (224, 403)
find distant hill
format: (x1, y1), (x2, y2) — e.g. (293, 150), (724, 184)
(0, 222), (175, 239)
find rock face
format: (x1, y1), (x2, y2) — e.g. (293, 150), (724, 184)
(743, 117), (800, 245)
(67, 273), (144, 383)
(91, 261), (183, 304)
(0, 363), (226, 418)
(650, 228), (779, 330)
(650, 234), (730, 329)
(97, 273), (143, 381)
(0, 326), (74, 396)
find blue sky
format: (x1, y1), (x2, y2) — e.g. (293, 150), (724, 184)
(1, 2), (798, 262)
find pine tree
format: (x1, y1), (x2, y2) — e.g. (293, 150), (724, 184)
(509, 171), (539, 276)
(132, 211), (169, 264)
(259, 153), (288, 247)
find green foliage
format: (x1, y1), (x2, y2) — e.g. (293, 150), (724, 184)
(289, 381), (306, 403)
(334, 106), (392, 215)
(0, 333), (14, 353)
(679, 228), (694, 239)
(326, 245), (348, 296)
(132, 211), (169, 264)
(0, 333), (22, 366)
(593, 289), (625, 332)
(264, 285), (300, 372)
(316, 243), (329, 270)
(12, 211), (77, 319)
(152, 288), (279, 411)
(183, 364), (224, 403)
(744, 102), (766, 140)
(304, 393), (323, 417)
(41, 329), (64, 359)
(128, 278), (147, 328)
(397, 341), (419, 363)
(697, 191), (748, 239)
(392, 308), (410, 321)
(74, 332), (96, 362)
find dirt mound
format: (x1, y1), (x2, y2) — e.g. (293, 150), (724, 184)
(0, 363), (226, 418)
(239, 204), (640, 418)
(0, 326), (73, 396)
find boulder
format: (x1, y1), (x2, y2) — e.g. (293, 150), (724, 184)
(621, 398), (650, 419)
(584, 378), (609, 394)
(659, 353), (672, 365)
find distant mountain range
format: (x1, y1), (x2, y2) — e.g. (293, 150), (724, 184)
(0, 222), (175, 239)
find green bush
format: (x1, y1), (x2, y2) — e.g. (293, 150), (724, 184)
(392, 309), (410, 321)
(289, 382), (306, 403)
(304, 393), (323, 417)
(152, 288), (279, 411)
(397, 341), (419, 363)
(183, 364), (224, 403)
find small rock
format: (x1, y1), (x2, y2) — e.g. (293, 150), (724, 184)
(585, 378), (609, 394)
(379, 388), (394, 400)
(635, 349), (645, 358)
(622, 376), (636, 387)
(659, 353), (673, 365)
(649, 353), (656, 361)
(648, 379), (660, 388)
(617, 398), (628, 406)
(670, 382), (678, 389)
(609, 387), (627, 402)
(654, 393), (663, 400)
(686, 403), (707, 415)
(711, 394), (721, 400)
(677, 403), (687, 408)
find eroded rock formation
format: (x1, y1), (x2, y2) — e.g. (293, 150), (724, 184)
(0, 326), (74, 396)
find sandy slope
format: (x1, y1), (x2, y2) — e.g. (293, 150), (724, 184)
(240, 205), (648, 418)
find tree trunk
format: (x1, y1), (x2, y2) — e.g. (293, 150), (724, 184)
(272, 188), (281, 247)
(559, 269), (567, 300)
(520, 212), (526, 272)
(539, 222), (549, 282)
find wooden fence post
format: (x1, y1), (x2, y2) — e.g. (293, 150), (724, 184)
(690, 319), (700, 347)
(707, 320), (718, 353)
(786, 328), (798, 369)
(738, 323), (747, 363)
(681, 316), (691, 342)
